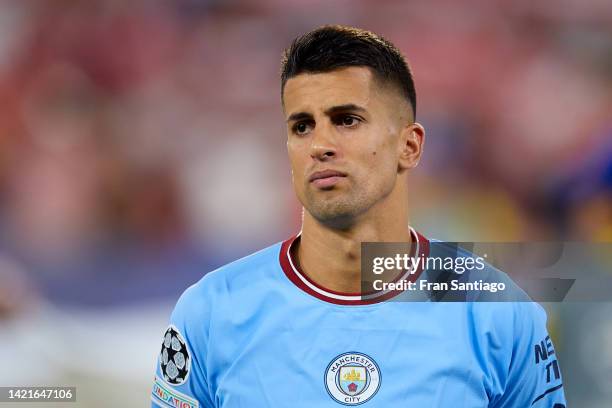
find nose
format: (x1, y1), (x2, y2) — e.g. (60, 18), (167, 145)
(309, 124), (337, 161)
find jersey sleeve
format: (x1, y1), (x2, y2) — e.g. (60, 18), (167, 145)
(490, 302), (567, 408)
(151, 284), (215, 408)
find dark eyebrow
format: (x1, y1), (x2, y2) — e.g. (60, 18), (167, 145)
(324, 104), (367, 116)
(286, 104), (367, 123)
(286, 112), (312, 123)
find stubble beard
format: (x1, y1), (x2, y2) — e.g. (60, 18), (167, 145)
(302, 180), (392, 230)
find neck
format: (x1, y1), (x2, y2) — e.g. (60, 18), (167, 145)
(294, 184), (411, 294)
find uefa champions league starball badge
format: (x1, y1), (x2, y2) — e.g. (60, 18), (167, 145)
(325, 352), (381, 405)
(159, 325), (191, 385)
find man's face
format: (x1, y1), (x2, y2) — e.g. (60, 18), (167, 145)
(283, 66), (412, 226)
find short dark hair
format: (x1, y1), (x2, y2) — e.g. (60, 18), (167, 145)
(280, 25), (417, 118)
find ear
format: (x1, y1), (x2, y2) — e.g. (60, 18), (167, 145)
(398, 122), (425, 171)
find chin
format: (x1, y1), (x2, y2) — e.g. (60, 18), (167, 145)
(307, 201), (366, 229)
(314, 213), (356, 230)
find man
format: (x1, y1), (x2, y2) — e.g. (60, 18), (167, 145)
(151, 25), (566, 407)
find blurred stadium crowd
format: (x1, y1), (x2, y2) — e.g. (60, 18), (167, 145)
(0, 0), (610, 406)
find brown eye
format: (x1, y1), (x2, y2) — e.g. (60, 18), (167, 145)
(335, 115), (361, 128)
(342, 116), (357, 126)
(294, 122), (311, 135)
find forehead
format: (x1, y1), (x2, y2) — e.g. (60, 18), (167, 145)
(283, 66), (380, 115)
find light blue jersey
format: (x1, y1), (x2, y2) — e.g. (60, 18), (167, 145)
(151, 231), (566, 407)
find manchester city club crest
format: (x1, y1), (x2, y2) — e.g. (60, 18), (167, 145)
(325, 352), (381, 405)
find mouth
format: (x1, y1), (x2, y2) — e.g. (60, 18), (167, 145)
(308, 169), (347, 189)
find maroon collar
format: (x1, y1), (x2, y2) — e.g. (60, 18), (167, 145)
(279, 228), (430, 305)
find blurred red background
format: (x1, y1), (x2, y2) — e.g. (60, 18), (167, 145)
(0, 1), (610, 406)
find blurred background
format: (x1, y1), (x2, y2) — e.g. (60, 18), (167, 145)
(0, 0), (610, 406)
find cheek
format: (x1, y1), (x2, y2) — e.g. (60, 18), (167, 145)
(363, 138), (396, 168)
(287, 145), (302, 170)
(287, 148), (307, 188)
(361, 142), (398, 183)
(289, 156), (306, 179)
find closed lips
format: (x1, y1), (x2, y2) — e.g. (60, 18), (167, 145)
(309, 170), (347, 182)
